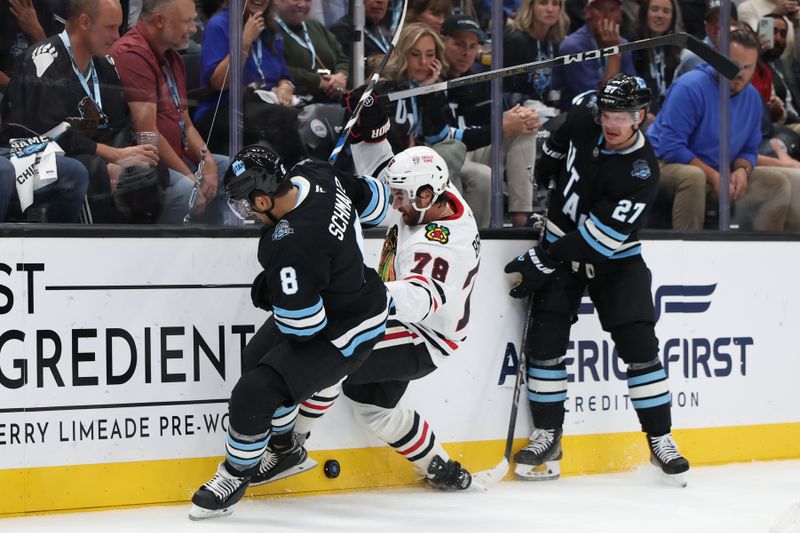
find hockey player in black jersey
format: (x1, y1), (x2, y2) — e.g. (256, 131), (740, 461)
(504, 74), (690, 484)
(188, 145), (391, 520)
(247, 88), (479, 493)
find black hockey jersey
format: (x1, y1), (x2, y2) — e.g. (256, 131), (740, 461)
(536, 93), (659, 264)
(257, 159), (391, 357)
(6, 34), (133, 155)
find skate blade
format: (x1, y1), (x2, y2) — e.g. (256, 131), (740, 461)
(249, 457), (318, 487)
(472, 458), (509, 487)
(514, 460), (561, 481)
(188, 504), (233, 521)
(650, 464), (688, 487)
(466, 479), (488, 492)
(661, 471), (688, 488)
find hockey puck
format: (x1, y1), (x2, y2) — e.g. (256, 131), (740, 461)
(323, 459), (341, 478)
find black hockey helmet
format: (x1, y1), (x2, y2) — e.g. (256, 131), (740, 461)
(597, 74), (651, 113)
(113, 164), (164, 223)
(224, 145), (288, 202)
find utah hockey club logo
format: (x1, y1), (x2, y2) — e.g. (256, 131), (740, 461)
(272, 220), (294, 240)
(631, 159), (652, 180)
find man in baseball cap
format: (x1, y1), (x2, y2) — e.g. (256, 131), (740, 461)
(441, 14), (487, 44)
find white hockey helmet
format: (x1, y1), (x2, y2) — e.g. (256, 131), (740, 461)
(385, 146), (449, 212)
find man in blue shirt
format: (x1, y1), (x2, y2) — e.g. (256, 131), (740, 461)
(551, 0), (635, 110)
(648, 25), (792, 230)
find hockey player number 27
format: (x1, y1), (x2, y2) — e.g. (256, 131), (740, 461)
(280, 267), (298, 294)
(611, 200), (646, 224)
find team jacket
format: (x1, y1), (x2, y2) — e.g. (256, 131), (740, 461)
(257, 159), (391, 357)
(536, 93), (659, 264)
(352, 141), (481, 362)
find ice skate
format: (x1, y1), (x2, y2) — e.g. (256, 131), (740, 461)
(250, 434), (316, 486)
(188, 462), (250, 520)
(426, 455), (472, 491)
(514, 427), (562, 481)
(648, 433), (689, 487)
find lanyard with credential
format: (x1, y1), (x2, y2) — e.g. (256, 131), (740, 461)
(251, 39), (266, 83)
(276, 18), (317, 70)
(58, 31), (103, 116)
(364, 26), (389, 54)
(161, 61), (188, 151)
(649, 47), (666, 100)
(588, 35), (607, 81)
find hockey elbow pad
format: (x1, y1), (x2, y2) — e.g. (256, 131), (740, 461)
(250, 271), (273, 311)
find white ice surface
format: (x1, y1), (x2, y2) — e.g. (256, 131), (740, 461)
(4, 460), (800, 533)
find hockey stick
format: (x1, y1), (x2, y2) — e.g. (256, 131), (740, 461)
(387, 32), (740, 102)
(328, 0), (409, 164)
(472, 180), (556, 487)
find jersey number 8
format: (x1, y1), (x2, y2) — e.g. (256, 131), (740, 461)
(280, 267), (299, 295)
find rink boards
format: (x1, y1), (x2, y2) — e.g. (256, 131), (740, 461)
(1, 229), (799, 516)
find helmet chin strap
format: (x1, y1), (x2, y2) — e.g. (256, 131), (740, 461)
(252, 195), (281, 225)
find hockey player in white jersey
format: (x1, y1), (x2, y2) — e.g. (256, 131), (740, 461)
(249, 89), (482, 491)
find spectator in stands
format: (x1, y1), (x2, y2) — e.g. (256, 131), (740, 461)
(376, 23), (474, 220)
(759, 13), (800, 133)
(739, 0), (800, 63)
(6, 0), (168, 223)
(441, 15), (540, 227)
(330, 0), (392, 79)
(0, 157), (13, 221)
(504, 0), (570, 107)
(111, 0), (231, 224)
(275, 0), (350, 102)
(648, 25), (794, 231)
(551, 0), (635, 110)
(0, 0), (59, 89)
(406, 0), (452, 33)
(674, 0), (737, 78)
(679, 0), (706, 39)
(632, 0), (678, 120)
(196, 0), (305, 164)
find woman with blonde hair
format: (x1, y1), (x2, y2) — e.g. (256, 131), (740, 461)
(375, 22), (490, 225)
(379, 22), (448, 152)
(504, 0), (569, 105)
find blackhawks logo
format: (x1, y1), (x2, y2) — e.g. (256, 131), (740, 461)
(424, 223), (450, 244)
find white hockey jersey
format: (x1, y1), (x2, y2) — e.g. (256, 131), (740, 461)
(376, 186), (481, 362)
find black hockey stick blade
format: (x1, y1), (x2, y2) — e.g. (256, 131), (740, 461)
(682, 33), (740, 80)
(387, 32), (740, 101)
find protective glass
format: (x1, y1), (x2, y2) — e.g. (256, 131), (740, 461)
(227, 197), (254, 220)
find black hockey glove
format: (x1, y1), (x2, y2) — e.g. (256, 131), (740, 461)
(342, 83), (390, 144)
(251, 271), (272, 311)
(504, 246), (560, 299)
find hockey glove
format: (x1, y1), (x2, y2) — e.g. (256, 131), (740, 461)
(504, 246), (560, 299)
(250, 271), (272, 311)
(342, 83), (391, 144)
